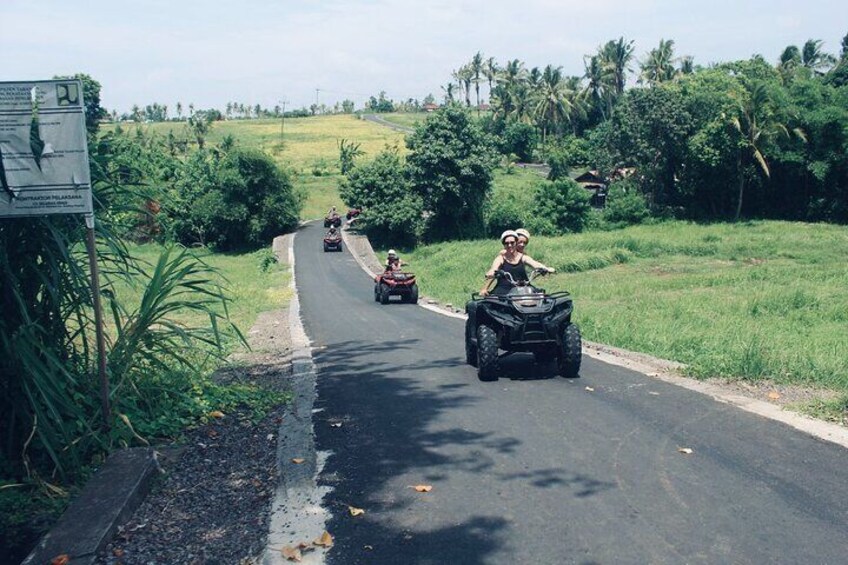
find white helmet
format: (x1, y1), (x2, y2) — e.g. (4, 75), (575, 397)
(500, 230), (518, 243)
(388, 249), (397, 257)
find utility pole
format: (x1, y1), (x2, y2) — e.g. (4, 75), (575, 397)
(279, 99), (287, 144)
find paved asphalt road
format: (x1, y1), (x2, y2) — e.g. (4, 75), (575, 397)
(294, 221), (848, 564)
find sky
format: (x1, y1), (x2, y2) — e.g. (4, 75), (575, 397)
(2, 0), (846, 115)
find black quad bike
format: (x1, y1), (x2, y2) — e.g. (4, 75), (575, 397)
(464, 269), (581, 381)
(374, 270), (419, 304)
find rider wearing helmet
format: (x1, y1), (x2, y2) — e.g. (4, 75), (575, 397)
(480, 230), (554, 296)
(386, 249), (402, 271)
(515, 228), (530, 253)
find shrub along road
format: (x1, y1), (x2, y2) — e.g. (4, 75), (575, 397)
(294, 221), (848, 563)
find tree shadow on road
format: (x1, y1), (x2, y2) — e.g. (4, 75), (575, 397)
(311, 338), (612, 563)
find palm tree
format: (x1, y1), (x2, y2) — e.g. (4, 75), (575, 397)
(583, 55), (609, 121)
(600, 37), (635, 97)
(677, 56), (695, 76)
(176, 102), (183, 121)
(532, 65), (576, 143)
(801, 39), (836, 74)
(441, 83), (456, 104)
(470, 52), (484, 113)
(484, 57), (498, 102)
(639, 39), (676, 86)
(728, 82), (805, 220)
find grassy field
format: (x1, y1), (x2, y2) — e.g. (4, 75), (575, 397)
(109, 244), (292, 353)
(403, 221), (848, 398)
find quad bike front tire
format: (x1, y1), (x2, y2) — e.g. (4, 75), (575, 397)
(477, 325), (499, 382)
(408, 284), (419, 304)
(557, 323), (582, 378)
(380, 283), (391, 305)
(464, 320), (478, 367)
(374, 283), (380, 302)
(323, 242), (329, 252)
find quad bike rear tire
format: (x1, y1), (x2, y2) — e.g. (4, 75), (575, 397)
(557, 323), (582, 378)
(477, 325), (499, 381)
(408, 284), (419, 304)
(380, 283), (391, 304)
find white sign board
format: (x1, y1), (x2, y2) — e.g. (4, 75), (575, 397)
(0, 80), (93, 217)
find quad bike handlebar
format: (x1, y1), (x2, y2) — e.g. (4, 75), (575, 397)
(493, 267), (550, 286)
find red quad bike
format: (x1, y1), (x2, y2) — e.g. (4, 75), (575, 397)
(346, 208), (361, 221)
(464, 268), (581, 381)
(323, 232), (342, 252)
(324, 214), (342, 228)
(374, 270), (419, 304)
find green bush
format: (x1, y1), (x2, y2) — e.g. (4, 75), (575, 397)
(167, 148), (302, 251)
(484, 191), (526, 237)
(527, 179), (592, 235)
(603, 179), (651, 227)
(500, 121), (538, 162)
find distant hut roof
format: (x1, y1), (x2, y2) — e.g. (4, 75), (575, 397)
(574, 170), (605, 184)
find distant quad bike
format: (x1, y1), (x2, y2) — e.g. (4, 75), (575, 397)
(374, 270), (419, 304)
(464, 269), (581, 381)
(346, 208), (361, 221)
(323, 232), (342, 252)
(324, 214), (342, 228)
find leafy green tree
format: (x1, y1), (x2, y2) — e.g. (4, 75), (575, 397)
(406, 105), (499, 240)
(168, 148), (301, 250)
(339, 148), (422, 247)
(602, 84), (694, 210)
(188, 112), (212, 149)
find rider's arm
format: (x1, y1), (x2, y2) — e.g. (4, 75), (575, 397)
(486, 254), (505, 278)
(522, 254), (556, 273)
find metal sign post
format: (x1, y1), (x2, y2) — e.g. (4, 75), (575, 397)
(0, 79), (110, 429)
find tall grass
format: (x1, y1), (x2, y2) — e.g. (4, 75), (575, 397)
(405, 221), (848, 390)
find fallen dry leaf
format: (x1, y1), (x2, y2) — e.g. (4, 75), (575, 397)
(314, 531), (334, 547)
(209, 410), (225, 419)
(291, 458), (305, 464)
(281, 545), (302, 561)
(330, 422), (343, 428)
(349, 505), (366, 516)
(112, 548), (125, 557)
(50, 555), (70, 565)
(364, 544), (374, 550)
(678, 447), (694, 455)
(584, 386), (595, 392)
(648, 391), (660, 396)
(767, 391), (781, 400)
(411, 484), (433, 492)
